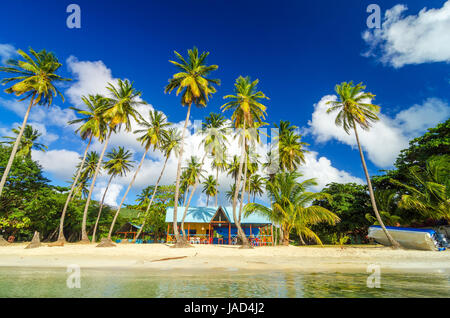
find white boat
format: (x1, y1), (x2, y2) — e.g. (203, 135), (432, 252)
(368, 226), (447, 251)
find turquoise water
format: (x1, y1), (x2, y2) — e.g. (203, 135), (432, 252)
(0, 267), (449, 297)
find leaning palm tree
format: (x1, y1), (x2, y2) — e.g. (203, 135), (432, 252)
(1, 125), (47, 158)
(221, 76), (268, 247)
(0, 48), (70, 197)
(202, 175), (218, 207)
(164, 47), (220, 247)
(82, 79), (145, 243)
(56, 94), (107, 242)
(326, 81), (400, 248)
(72, 151), (100, 200)
(134, 128), (182, 242)
(99, 109), (170, 247)
(91, 146), (135, 243)
(245, 172), (340, 245)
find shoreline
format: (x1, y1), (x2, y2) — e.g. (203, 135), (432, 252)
(1, 243), (449, 273)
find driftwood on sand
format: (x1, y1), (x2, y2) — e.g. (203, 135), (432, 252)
(25, 231), (41, 249)
(0, 236), (10, 246)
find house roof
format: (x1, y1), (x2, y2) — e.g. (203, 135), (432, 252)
(165, 206), (272, 224)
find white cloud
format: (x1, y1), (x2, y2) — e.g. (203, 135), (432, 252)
(363, 1), (450, 67)
(0, 43), (16, 63)
(65, 56), (120, 104)
(93, 182), (123, 207)
(299, 151), (364, 191)
(32, 149), (80, 181)
(306, 95), (450, 168)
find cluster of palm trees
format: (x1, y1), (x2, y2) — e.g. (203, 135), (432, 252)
(0, 47), (400, 248)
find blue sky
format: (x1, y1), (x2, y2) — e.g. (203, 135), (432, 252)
(0, 0), (449, 207)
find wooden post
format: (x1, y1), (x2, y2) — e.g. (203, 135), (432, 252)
(209, 223), (211, 244)
(228, 223), (231, 245)
(271, 224), (273, 246)
(188, 224), (190, 242)
(167, 223), (170, 243)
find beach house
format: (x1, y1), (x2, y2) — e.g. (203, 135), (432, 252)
(165, 206), (273, 246)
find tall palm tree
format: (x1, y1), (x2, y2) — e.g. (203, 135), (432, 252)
(326, 81), (400, 248)
(249, 174), (264, 203)
(164, 47), (219, 247)
(82, 79), (145, 243)
(202, 175), (218, 206)
(245, 172), (340, 245)
(221, 76), (268, 247)
(91, 146), (135, 243)
(73, 151), (100, 200)
(211, 154), (228, 207)
(278, 130), (308, 172)
(56, 94), (107, 242)
(1, 125), (47, 158)
(227, 155), (241, 184)
(134, 128), (182, 242)
(99, 109), (170, 246)
(180, 155), (206, 240)
(0, 48), (70, 197)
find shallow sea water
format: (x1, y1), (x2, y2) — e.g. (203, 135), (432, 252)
(0, 266), (449, 298)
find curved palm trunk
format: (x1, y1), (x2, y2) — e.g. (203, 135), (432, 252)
(105, 148), (149, 242)
(233, 122), (250, 248)
(81, 130), (112, 243)
(0, 93), (36, 197)
(180, 153), (207, 242)
(172, 104), (192, 247)
(91, 173), (114, 243)
(282, 225), (290, 246)
(353, 120), (400, 248)
(215, 167), (219, 207)
(183, 188), (189, 206)
(206, 196), (209, 207)
(238, 152), (248, 225)
(57, 136), (92, 242)
(134, 154), (170, 242)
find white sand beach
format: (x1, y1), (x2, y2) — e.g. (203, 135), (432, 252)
(1, 243), (449, 273)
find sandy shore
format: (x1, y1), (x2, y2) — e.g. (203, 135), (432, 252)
(1, 243), (449, 273)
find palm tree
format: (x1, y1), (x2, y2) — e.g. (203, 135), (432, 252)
(73, 151), (100, 200)
(0, 48), (70, 197)
(326, 81), (400, 248)
(164, 47), (219, 247)
(221, 76), (268, 247)
(134, 128), (182, 242)
(180, 155), (206, 240)
(82, 79), (145, 243)
(391, 155), (450, 221)
(249, 174), (264, 202)
(227, 155), (241, 184)
(245, 172), (340, 245)
(99, 109), (169, 246)
(91, 146), (134, 243)
(278, 130), (308, 172)
(56, 94), (107, 242)
(202, 175), (218, 206)
(211, 154), (228, 207)
(1, 125), (47, 158)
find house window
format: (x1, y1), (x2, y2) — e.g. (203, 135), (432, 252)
(189, 229), (197, 235)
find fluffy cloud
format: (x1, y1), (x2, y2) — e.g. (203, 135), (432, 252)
(299, 151), (364, 191)
(306, 95), (450, 168)
(363, 1), (450, 67)
(0, 43), (16, 63)
(32, 149), (80, 181)
(93, 182), (123, 207)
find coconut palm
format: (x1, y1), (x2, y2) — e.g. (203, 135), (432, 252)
(326, 81), (400, 248)
(245, 172), (340, 245)
(211, 153), (228, 207)
(99, 110), (169, 246)
(73, 151), (100, 200)
(278, 130), (308, 172)
(82, 79), (145, 243)
(91, 146), (135, 243)
(221, 76), (268, 247)
(0, 48), (70, 197)
(202, 175), (218, 206)
(56, 94), (107, 242)
(249, 174), (264, 203)
(164, 47), (219, 246)
(391, 155), (450, 221)
(1, 125), (47, 158)
(134, 128), (182, 241)
(180, 155), (206, 240)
